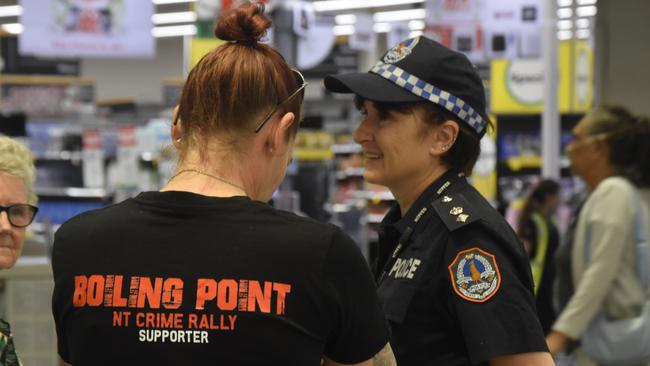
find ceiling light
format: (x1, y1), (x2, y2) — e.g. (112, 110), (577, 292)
(335, 14), (357, 25)
(576, 18), (590, 28)
(577, 0), (597, 5)
(557, 20), (572, 30)
(557, 0), (573, 6)
(314, 0), (425, 12)
(576, 29), (590, 38)
(409, 20), (425, 30)
(374, 8), (426, 22)
(409, 30), (423, 38)
(576, 6), (597, 17)
(557, 30), (573, 40)
(374, 22), (391, 33)
(0, 5), (22, 17)
(1, 23), (22, 34)
(152, 11), (197, 24)
(152, 24), (197, 38)
(153, 0), (197, 4)
(333, 24), (355, 36)
(557, 8), (573, 18)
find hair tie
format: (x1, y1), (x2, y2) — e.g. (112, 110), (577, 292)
(232, 39), (257, 46)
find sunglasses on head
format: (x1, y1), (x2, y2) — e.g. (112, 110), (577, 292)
(254, 69), (307, 133)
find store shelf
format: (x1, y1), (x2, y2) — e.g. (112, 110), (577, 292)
(331, 143), (362, 154)
(36, 150), (82, 162)
(353, 190), (395, 201)
(293, 148), (334, 161)
(335, 167), (364, 180)
(367, 213), (385, 224)
(35, 187), (110, 198)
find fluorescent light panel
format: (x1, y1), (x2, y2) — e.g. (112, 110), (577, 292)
(1, 23), (22, 34)
(576, 6), (597, 17)
(153, 0), (197, 4)
(409, 20), (425, 30)
(557, 20), (572, 30)
(557, 8), (573, 18)
(577, 0), (597, 5)
(314, 0), (425, 12)
(152, 11), (197, 25)
(556, 0), (573, 7)
(576, 29), (590, 38)
(576, 18), (590, 28)
(335, 14), (357, 25)
(152, 24), (197, 37)
(374, 8), (426, 22)
(333, 24), (355, 36)
(374, 22), (391, 33)
(557, 30), (573, 40)
(0, 5), (22, 17)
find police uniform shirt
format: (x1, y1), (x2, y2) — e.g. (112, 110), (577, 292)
(376, 169), (548, 366)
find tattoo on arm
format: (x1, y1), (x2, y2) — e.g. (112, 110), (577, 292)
(373, 343), (397, 366)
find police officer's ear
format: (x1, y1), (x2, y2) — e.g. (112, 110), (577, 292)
(171, 105), (183, 149)
(429, 120), (459, 156)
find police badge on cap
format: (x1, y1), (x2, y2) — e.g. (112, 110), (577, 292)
(383, 37), (420, 64)
(324, 36), (490, 137)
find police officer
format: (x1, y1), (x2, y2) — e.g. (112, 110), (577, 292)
(324, 37), (554, 366)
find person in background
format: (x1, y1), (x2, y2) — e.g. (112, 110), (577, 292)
(0, 136), (39, 366)
(51, 3), (394, 366)
(325, 36), (553, 366)
(547, 106), (650, 365)
(516, 179), (561, 334)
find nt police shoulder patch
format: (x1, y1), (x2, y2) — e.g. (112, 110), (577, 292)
(448, 247), (501, 303)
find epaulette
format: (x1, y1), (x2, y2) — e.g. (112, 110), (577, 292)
(431, 192), (482, 231)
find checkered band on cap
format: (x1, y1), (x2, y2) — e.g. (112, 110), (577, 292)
(370, 62), (487, 136)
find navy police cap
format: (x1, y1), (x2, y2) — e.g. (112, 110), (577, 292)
(324, 36), (488, 137)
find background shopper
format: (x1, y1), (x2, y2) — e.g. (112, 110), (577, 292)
(547, 106), (650, 365)
(516, 179), (561, 334)
(0, 136), (39, 366)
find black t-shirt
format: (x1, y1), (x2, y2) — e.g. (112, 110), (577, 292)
(375, 171), (548, 366)
(52, 191), (389, 366)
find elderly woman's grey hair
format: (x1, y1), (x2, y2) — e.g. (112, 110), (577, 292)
(0, 136), (37, 205)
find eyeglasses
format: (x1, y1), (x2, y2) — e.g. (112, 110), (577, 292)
(569, 132), (609, 148)
(0, 204), (38, 228)
(254, 69), (307, 133)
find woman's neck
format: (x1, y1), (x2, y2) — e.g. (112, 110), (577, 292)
(392, 166), (450, 216)
(584, 163), (617, 192)
(162, 149), (250, 197)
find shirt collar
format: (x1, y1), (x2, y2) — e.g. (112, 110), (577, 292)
(380, 169), (464, 234)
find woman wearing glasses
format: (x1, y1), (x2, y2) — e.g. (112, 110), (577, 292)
(0, 136), (38, 366)
(547, 106), (650, 365)
(51, 2), (393, 366)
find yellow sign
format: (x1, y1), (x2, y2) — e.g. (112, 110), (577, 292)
(573, 40), (594, 112)
(189, 38), (226, 69)
(490, 41), (574, 113)
(471, 115), (497, 201)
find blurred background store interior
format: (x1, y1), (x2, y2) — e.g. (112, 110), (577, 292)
(0, 1), (648, 364)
